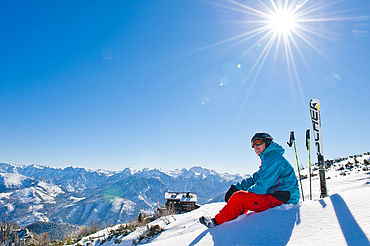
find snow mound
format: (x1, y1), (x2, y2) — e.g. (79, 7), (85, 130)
(148, 187), (370, 246)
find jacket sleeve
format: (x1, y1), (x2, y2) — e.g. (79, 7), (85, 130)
(234, 176), (256, 191)
(247, 157), (282, 194)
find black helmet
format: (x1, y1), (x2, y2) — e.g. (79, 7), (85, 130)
(251, 132), (273, 147)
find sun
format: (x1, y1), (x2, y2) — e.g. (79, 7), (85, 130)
(268, 8), (298, 34)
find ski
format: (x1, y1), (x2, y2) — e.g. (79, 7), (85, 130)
(309, 98), (328, 198)
(306, 129), (312, 200)
(287, 131), (304, 201)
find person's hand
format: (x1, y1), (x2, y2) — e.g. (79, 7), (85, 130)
(224, 185), (239, 202)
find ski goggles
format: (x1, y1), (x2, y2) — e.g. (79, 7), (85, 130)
(251, 138), (264, 148)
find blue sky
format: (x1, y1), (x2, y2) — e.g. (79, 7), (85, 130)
(0, 0), (369, 175)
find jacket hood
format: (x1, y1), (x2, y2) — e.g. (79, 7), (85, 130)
(260, 141), (285, 158)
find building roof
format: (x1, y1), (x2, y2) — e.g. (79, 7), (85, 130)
(165, 192), (197, 202)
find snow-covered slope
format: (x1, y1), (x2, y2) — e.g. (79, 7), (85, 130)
(76, 155), (370, 246)
(146, 173), (370, 246)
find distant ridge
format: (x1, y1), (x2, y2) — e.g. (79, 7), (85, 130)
(0, 164), (245, 226)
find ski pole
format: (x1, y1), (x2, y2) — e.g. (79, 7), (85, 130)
(306, 129), (312, 200)
(287, 131), (304, 201)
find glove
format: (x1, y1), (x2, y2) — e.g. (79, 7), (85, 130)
(224, 185), (239, 202)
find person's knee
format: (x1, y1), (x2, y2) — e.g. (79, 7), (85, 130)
(229, 190), (248, 202)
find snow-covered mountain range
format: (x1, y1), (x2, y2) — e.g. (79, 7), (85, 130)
(0, 164), (245, 226)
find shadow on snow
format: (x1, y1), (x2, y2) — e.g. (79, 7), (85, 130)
(330, 194), (369, 246)
(190, 205), (300, 246)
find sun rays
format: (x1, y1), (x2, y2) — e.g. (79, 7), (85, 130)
(202, 0), (360, 113)
(228, 0), (323, 89)
(216, 1), (351, 74)
(196, 0), (365, 129)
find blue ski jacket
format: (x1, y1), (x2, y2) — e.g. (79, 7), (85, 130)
(234, 141), (300, 204)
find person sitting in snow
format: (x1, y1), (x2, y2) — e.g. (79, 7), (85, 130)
(199, 132), (300, 228)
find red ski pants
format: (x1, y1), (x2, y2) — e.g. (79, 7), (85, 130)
(214, 191), (284, 225)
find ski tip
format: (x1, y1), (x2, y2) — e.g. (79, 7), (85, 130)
(310, 98), (320, 109)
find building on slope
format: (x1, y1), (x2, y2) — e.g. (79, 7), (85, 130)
(158, 192), (200, 214)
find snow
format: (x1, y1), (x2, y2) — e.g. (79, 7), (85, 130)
(137, 194), (154, 208)
(219, 172), (249, 182)
(161, 169), (182, 177)
(299, 166), (368, 201)
(164, 192), (197, 202)
(36, 181), (63, 196)
(110, 198), (136, 213)
(287, 188), (370, 245)
(0, 192), (13, 199)
(146, 171), (370, 246)
(0, 172), (29, 187)
(16, 211), (49, 225)
(69, 196), (86, 202)
(10, 182), (62, 204)
(77, 166), (369, 246)
(13, 188), (41, 203)
(4, 203), (14, 213)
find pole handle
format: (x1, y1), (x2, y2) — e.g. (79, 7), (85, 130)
(287, 131), (294, 147)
